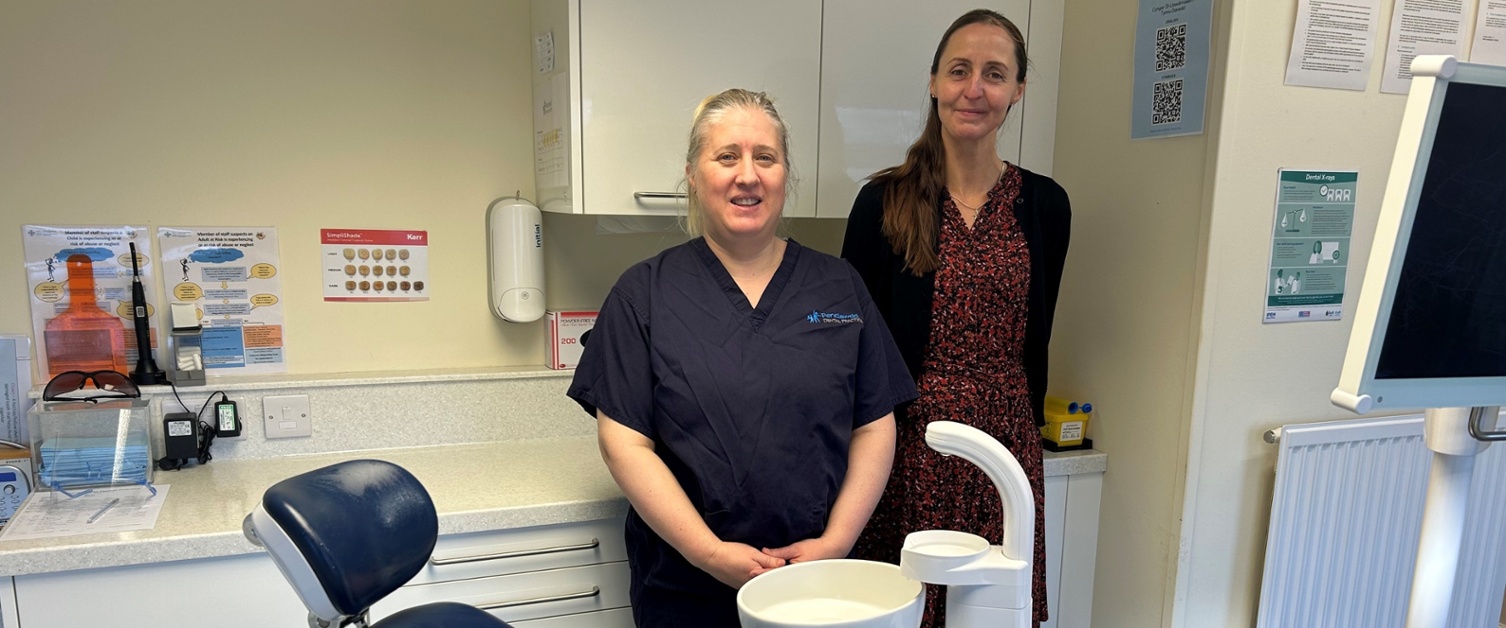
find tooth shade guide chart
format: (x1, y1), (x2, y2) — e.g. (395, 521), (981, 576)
(321, 229), (429, 302)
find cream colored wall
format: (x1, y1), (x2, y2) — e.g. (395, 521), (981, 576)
(1050, 0), (1224, 626)
(0, 0), (543, 372)
(1176, 1), (1416, 625)
(0, 1), (847, 375)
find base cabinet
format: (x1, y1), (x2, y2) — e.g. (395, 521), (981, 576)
(1042, 470), (1104, 628)
(13, 553), (307, 628)
(7, 517), (633, 628)
(510, 606), (634, 627)
(1, 474), (1102, 627)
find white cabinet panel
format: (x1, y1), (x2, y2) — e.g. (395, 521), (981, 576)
(14, 554), (306, 628)
(1043, 473), (1070, 627)
(372, 561), (630, 625)
(510, 606), (634, 628)
(817, 0), (1054, 218)
(410, 516), (627, 585)
(539, 0), (822, 217)
(536, 0), (1061, 219)
(1041, 471), (1103, 628)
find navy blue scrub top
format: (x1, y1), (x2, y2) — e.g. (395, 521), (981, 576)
(568, 238), (917, 599)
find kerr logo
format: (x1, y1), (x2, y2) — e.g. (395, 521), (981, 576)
(1298, 311), (1311, 318)
(807, 310), (862, 324)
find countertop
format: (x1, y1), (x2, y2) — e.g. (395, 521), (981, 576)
(0, 437), (1105, 578)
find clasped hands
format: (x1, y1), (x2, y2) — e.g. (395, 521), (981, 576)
(694, 536), (850, 589)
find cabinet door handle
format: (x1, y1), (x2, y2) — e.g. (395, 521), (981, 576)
(429, 538), (600, 566)
(633, 191), (687, 200)
(475, 585), (601, 610)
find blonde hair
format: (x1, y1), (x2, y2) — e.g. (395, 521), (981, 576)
(682, 88), (795, 236)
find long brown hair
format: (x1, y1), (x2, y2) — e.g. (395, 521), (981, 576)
(873, 9), (1028, 275)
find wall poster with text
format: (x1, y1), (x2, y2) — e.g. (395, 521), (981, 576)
(157, 227), (286, 374)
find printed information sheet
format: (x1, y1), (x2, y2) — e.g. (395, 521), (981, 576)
(1285, 0), (1382, 90)
(0, 484), (170, 541)
(157, 228), (286, 375)
(1470, 0), (1506, 66)
(1265, 170), (1357, 323)
(1131, 0), (1213, 139)
(20, 226), (160, 377)
(1380, 0), (1470, 94)
(320, 229), (430, 302)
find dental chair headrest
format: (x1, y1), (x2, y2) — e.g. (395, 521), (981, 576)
(248, 459), (439, 624)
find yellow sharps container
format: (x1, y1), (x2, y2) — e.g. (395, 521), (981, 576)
(1040, 395), (1092, 450)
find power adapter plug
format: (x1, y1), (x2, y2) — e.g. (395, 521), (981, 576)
(163, 412), (201, 460)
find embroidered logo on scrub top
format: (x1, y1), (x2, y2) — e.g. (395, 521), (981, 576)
(806, 310), (862, 324)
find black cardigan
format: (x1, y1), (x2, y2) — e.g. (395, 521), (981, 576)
(840, 168), (1071, 426)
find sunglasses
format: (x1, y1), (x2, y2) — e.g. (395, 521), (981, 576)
(42, 370), (141, 402)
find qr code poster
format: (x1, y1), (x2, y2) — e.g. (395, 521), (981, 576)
(1132, 0), (1212, 139)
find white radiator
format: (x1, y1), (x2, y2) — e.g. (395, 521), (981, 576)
(1257, 415), (1506, 628)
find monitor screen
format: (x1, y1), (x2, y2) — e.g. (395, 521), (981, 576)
(1374, 82), (1506, 380)
(1333, 57), (1506, 413)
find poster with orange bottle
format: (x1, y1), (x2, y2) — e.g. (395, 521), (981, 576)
(156, 228), (286, 375)
(21, 226), (162, 378)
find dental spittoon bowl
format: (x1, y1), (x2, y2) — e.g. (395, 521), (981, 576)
(737, 559), (924, 628)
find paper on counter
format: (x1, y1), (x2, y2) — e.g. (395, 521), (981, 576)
(1470, 0), (1506, 66)
(1380, 0), (1471, 94)
(0, 484), (169, 541)
(1285, 0), (1382, 91)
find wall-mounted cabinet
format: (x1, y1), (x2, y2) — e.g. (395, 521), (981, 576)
(531, 0), (1062, 218)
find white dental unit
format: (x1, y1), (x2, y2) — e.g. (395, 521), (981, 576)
(1329, 56), (1506, 627)
(737, 421), (1037, 628)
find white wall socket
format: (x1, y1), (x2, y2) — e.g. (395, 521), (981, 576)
(263, 394), (312, 439)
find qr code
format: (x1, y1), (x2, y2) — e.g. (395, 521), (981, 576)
(1156, 23), (1187, 72)
(1152, 79), (1183, 125)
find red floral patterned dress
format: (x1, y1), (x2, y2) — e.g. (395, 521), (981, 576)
(853, 164), (1048, 627)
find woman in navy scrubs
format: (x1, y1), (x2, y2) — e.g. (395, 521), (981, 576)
(568, 89), (918, 626)
(843, 10), (1071, 628)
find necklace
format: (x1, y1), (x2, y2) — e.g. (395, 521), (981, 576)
(949, 159), (1007, 212)
(950, 193), (982, 211)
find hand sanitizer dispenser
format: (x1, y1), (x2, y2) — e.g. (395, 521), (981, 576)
(487, 196), (545, 323)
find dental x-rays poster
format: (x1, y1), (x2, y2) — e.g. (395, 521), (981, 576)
(21, 225), (160, 377)
(157, 227), (286, 374)
(1264, 170), (1356, 323)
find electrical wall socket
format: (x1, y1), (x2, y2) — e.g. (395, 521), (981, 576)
(263, 394), (312, 439)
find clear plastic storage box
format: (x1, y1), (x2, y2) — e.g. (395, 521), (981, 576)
(27, 399), (153, 492)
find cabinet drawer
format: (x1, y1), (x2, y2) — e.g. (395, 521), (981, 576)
(410, 516), (627, 584)
(510, 606), (634, 628)
(372, 561), (630, 624)
(14, 554), (308, 628)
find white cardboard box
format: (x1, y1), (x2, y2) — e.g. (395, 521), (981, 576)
(0, 336), (34, 444)
(547, 310), (597, 370)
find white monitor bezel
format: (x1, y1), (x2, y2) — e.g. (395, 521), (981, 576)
(1333, 56), (1506, 414)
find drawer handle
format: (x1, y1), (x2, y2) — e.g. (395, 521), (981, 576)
(633, 191), (687, 200)
(429, 538), (600, 566)
(475, 585), (601, 611)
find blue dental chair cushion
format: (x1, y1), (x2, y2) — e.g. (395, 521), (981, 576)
(260, 458), (516, 627)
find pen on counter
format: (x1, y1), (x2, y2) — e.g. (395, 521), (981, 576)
(87, 498), (121, 524)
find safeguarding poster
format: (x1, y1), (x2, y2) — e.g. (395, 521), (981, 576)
(156, 228), (286, 374)
(1264, 170), (1356, 323)
(20, 225), (159, 377)
(1131, 0), (1213, 139)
